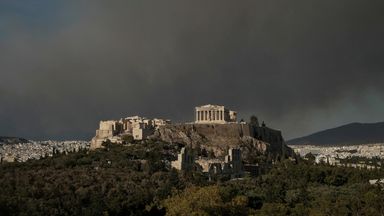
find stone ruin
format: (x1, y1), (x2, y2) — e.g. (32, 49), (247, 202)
(172, 147), (244, 180)
(91, 116), (170, 149)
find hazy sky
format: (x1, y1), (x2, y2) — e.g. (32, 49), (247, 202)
(1, 0), (384, 140)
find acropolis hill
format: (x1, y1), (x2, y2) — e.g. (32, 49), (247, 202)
(91, 104), (293, 159)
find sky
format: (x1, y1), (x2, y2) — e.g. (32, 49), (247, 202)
(0, 0), (384, 141)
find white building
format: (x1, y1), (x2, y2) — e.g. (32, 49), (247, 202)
(91, 116), (171, 149)
(195, 104), (237, 124)
(96, 120), (123, 139)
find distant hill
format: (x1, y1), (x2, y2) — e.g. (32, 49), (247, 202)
(287, 122), (384, 146)
(0, 136), (30, 145)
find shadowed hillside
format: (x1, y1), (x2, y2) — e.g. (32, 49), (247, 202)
(287, 122), (384, 146)
(1, 141), (383, 215)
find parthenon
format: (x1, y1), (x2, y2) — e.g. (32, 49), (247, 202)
(195, 104), (237, 124)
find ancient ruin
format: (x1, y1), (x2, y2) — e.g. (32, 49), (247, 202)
(91, 116), (170, 149)
(195, 104), (237, 124)
(172, 147), (244, 179)
(171, 147), (195, 171)
(90, 104), (293, 160)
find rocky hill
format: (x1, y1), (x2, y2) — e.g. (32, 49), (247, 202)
(287, 122), (384, 146)
(151, 123), (293, 161)
(0, 136), (30, 145)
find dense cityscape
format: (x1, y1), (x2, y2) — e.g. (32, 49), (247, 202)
(290, 143), (384, 168)
(0, 141), (89, 163)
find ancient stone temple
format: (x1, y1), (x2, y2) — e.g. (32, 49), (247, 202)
(195, 104), (237, 124)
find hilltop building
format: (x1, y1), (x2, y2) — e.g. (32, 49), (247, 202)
(96, 120), (123, 139)
(90, 116), (170, 149)
(122, 116), (170, 140)
(90, 104), (290, 159)
(195, 104), (237, 124)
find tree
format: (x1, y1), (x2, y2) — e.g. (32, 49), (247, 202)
(122, 134), (134, 144)
(163, 186), (250, 216)
(249, 115), (259, 127)
(258, 203), (289, 216)
(304, 153), (315, 163)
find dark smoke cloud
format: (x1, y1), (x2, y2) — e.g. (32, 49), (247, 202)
(1, 0), (384, 140)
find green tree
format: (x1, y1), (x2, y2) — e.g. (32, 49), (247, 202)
(122, 134), (134, 144)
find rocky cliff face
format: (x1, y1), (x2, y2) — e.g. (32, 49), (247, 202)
(152, 123), (293, 161)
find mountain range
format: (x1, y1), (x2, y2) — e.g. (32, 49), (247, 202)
(0, 136), (30, 145)
(287, 122), (384, 146)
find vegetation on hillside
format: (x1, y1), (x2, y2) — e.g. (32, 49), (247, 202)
(0, 141), (383, 215)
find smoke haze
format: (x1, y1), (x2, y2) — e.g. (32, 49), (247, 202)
(1, 0), (384, 140)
